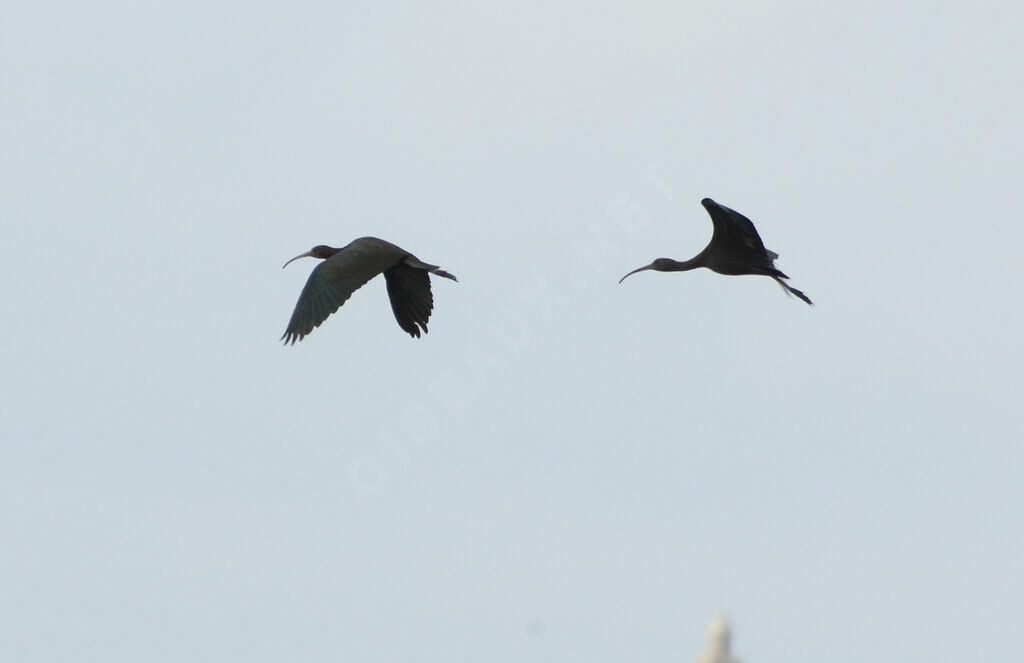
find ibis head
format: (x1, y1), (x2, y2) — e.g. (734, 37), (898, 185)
(282, 245), (340, 269)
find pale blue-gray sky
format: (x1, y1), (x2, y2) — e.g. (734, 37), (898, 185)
(3, 2), (1022, 661)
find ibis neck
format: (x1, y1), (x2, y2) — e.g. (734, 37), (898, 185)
(662, 257), (703, 272)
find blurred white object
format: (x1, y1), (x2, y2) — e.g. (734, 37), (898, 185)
(696, 615), (741, 663)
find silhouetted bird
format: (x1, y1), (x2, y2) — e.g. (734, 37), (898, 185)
(619, 198), (812, 305)
(281, 237), (457, 344)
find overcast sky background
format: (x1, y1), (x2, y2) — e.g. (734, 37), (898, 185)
(3, 1), (1022, 661)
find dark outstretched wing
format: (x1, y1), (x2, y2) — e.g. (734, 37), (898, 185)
(280, 251), (386, 345)
(700, 198), (812, 304)
(701, 198), (772, 258)
(384, 263), (436, 338)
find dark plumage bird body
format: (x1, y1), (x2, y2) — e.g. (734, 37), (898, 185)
(281, 237), (456, 344)
(619, 198), (812, 305)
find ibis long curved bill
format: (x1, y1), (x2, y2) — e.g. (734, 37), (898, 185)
(282, 250), (319, 269)
(618, 263), (657, 284)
